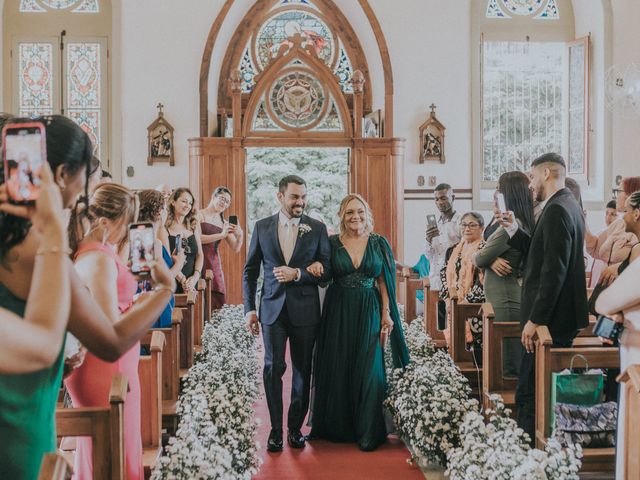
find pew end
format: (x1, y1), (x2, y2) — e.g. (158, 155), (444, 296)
(38, 452), (73, 480)
(140, 331), (165, 477)
(618, 365), (640, 479)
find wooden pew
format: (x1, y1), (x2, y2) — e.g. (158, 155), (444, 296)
(38, 452), (72, 480)
(152, 308), (182, 432)
(139, 330), (165, 478)
(175, 290), (196, 372)
(534, 325), (619, 473)
(423, 282), (446, 348)
(396, 269), (424, 324)
(618, 365), (640, 480)
(204, 269), (214, 317)
(481, 302), (520, 413)
(449, 298), (483, 393)
(55, 373), (127, 480)
(194, 279), (206, 348)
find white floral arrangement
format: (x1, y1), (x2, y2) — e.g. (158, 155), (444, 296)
(384, 318), (475, 467)
(152, 305), (262, 479)
(446, 395), (583, 479)
(298, 223), (312, 237)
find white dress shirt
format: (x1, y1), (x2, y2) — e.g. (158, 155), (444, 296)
(425, 211), (461, 291)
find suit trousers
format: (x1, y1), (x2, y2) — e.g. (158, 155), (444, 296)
(515, 331), (574, 444)
(262, 304), (318, 432)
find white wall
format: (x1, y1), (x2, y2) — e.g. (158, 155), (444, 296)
(1, 0), (634, 261)
(610, 0), (640, 178)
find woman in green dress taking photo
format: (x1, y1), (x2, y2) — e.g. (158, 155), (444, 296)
(309, 193), (410, 451)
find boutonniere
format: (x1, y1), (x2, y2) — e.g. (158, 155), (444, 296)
(298, 223), (312, 238)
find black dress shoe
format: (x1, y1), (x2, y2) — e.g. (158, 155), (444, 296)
(287, 429), (306, 448)
(267, 429), (283, 452)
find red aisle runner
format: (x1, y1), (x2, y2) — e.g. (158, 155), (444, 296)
(253, 341), (424, 480)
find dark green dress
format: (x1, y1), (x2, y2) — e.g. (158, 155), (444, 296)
(311, 234), (409, 451)
(0, 282), (65, 480)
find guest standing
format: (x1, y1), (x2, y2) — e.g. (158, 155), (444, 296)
(596, 190), (640, 480)
(311, 194), (410, 451)
(166, 188), (203, 293)
(501, 153), (589, 442)
(199, 186), (243, 310)
(425, 183), (461, 329)
(65, 184), (173, 480)
(138, 189), (186, 327)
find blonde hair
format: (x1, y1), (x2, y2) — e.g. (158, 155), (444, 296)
(338, 193), (374, 236)
(87, 183), (138, 241)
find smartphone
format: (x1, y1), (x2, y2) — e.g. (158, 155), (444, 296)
(228, 215), (238, 226)
(174, 233), (182, 254)
(496, 192), (507, 213)
(129, 222), (155, 275)
(2, 122), (47, 204)
(593, 315), (624, 342)
(426, 214), (437, 228)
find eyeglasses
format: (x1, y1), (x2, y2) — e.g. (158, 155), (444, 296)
(461, 223), (481, 229)
(217, 196), (231, 205)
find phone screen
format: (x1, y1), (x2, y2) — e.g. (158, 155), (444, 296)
(496, 193), (507, 213)
(174, 233), (182, 253)
(427, 214), (437, 228)
(129, 223), (155, 275)
(229, 215), (238, 225)
(3, 124), (46, 204)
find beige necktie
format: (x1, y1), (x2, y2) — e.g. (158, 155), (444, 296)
(283, 221), (296, 264)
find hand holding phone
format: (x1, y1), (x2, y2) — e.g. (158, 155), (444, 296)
(2, 122), (47, 205)
(129, 223), (155, 276)
(593, 315), (624, 342)
(228, 215), (238, 225)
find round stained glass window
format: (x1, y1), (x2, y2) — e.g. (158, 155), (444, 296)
(268, 71), (325, 129)
(255, 9), (335, 70)
(500, 0), (544, 15)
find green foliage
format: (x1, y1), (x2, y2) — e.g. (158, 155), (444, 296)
(245, 147), (348, 235)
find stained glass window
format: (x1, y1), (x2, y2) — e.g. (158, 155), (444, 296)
(255, 10), (335, 70)
(18, 43), (54, 116)
(315, 100), (343, 131)
(20, 0), (98, 13)
(486, 0), (559, 19)
(535, 0), (559, 19)
(269, 71), (325, 128)
(67, 42), (102, 155)
(252, 101), (283, 131)
(335, 46), (353, 93)
(239, 48), (257, 93)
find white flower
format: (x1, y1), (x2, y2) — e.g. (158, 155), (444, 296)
(298, 223), (312, 237)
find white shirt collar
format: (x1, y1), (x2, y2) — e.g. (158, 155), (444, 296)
(279, 210), (301, 226)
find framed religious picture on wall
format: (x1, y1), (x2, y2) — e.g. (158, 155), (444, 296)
(147, 103), (175, 166)
(419, 104), (445, 163)
(362, 109), (383, 138)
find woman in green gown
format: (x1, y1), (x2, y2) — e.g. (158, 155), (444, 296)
(310, 194), (410, 451)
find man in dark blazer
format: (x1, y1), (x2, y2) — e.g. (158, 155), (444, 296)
(500, 152), (589, 442)
(243, 175), (331, 452)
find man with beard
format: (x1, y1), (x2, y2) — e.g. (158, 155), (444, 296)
(425, 183), (461, 329)
(243, 175), (331, 452)
(499, 153), (589, 442)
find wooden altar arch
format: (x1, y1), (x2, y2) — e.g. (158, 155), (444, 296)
(190, 0), (405, 304)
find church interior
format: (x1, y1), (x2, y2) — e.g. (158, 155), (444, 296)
(1, 0), (640, 478)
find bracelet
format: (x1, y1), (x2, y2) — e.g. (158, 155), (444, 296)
(36, 246), (72, 256)
(154, 285), (174, 294)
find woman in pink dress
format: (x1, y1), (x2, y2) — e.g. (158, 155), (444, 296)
(198, 186), (243, 310)
(65, 183), (167, 480)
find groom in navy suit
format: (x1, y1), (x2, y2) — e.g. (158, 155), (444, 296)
(243, 175), (331, 452)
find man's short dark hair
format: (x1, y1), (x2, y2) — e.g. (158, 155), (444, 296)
(531, 152), (566, 169)
(434, 183), (452, 193)
(279, 175), (306, 193)
(606, 200), (617, 209)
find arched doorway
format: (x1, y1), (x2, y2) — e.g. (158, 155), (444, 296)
(190, 0), (405, 303)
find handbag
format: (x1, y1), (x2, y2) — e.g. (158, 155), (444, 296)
(553, 401), (617, 448)
(549, 354), (604, 427)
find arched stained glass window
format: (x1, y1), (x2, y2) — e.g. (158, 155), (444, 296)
(486, 0), (559, 20)
(20, 0), (99, 13)
(238, 2), (355, 95)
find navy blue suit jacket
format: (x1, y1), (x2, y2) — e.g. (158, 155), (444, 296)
(243, 214), (331, 326)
